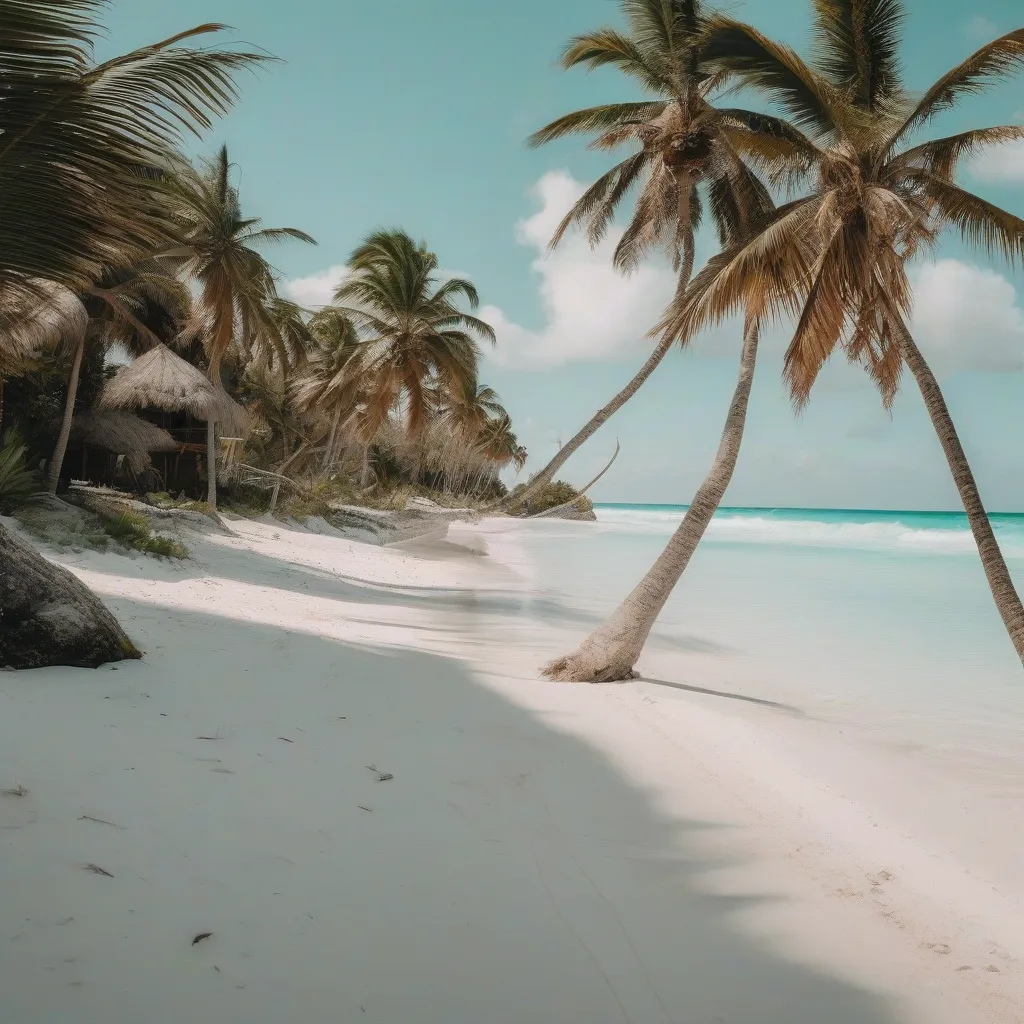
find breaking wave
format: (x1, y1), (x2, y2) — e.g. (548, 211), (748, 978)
(592, 505), (1024, 557)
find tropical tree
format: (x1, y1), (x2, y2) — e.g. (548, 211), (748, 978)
(168, 145), (316, 508)
(330, 229), (496, 477)
(0, 6), (266, 311)
(428, 379), (509, 493)
(497, 0), (792, 513)
(474, 413), (525, 495)
(0, 1), (269, 667)
(546, 1), (1024, 680)
(291, 308), (365, 469)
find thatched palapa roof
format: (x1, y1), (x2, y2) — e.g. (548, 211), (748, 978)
(100, 344), (249, 436)
(71, 410), (178, 474)
(73, 410), (178, 454)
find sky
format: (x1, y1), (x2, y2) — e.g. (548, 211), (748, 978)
(104, 0), (1024, 510)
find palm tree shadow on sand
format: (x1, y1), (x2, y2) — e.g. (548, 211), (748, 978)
(2, 595), (901, 1023)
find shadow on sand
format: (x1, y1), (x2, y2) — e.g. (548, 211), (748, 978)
(0, 592), (900, 1024)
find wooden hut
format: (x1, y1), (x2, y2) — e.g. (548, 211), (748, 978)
(69, 410), (178, 490)
(98, 345), (248, 495)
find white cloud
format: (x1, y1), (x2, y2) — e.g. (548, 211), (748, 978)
(966, 14), (998, 39)
(285, 264), (348, 308)
(970, 138), (1024, 184)
(911, 259), (1024, 372)
(482, 171), (677, 369)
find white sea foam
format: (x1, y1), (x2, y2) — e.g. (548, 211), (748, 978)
(593, 507), (1024, 557)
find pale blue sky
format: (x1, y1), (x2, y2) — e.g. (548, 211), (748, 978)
(106, 1), (1024, 510)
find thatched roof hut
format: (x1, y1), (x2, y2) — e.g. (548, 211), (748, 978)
(71, 410), (178, 473)
(100, 344), (249, 436)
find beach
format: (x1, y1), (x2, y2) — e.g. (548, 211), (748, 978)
(2, 508), (1023, 1023)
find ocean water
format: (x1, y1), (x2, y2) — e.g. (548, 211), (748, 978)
(507, 504), (1024, 766)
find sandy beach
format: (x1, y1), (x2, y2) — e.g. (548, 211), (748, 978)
(2, 514), (1022, 1024)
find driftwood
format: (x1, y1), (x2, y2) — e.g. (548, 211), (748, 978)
(0, 522), (141, 670)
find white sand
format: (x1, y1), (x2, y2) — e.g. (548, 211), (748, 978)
(2, 514), (1022, 1023)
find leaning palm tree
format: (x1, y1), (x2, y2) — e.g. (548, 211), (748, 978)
(496, 0), (795, 513)
(168, 146), (316, 508)
(330, 230), (496, 467)
(0, 2), (269, 668)
(546, 1), (1024, 680)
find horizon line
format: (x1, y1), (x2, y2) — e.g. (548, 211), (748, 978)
(592, 503), (1024, 516)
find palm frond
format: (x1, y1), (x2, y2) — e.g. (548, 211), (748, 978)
(701, 15), (840, 136)
(549, 155), (648, 250)
(916, 173), (1024, 265)
(892, 125), (1024, 181)
(528, 102), (668, 147)
(560, 28), (670, 93)
(241, 227), (319, 247)
(0, 12), (270, 301)
(811, 0), (905, 108)
(892, 29), (1024, 144)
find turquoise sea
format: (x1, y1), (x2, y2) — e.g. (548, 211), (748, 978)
(508, 504), (1024, 766)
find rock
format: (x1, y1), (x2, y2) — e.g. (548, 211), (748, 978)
(0, 521), (141, 670)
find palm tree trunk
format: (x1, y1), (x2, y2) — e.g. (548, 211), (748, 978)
(47, 334), (86, 494)
(895, 320), (1024, 663)
(492, 233), (696, 515)
(360, 444), (371, 488)
(206, 418), (218, 510)
(324, 406), (343, 469)
(544, 318), (760, 682)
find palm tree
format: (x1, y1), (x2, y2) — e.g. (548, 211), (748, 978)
(497, 0), (796, 513)
(546, 1), (1024, 680)
(168, 146), (316, 508)
(330, 230), (496, 469)
(431, 379), (508, 492)
(0, 7), (267, 311)
(0, 2), (269, 667)
(291, 308), (365, 469)
(474, 413), (524, 496)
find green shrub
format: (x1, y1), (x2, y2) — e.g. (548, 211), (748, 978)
(102, 510), (188, 559)
(0, 428), (44, 514)
(140, 535), (189, 559)
(103, 511), (151, 544)
(507, 480), (592, 516)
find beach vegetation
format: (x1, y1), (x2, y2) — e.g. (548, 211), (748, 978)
(507, 480), (593, 517)
(0, 429), (44, 514)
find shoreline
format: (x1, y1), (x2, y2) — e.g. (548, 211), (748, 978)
(1, 514), (1021, 1022)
